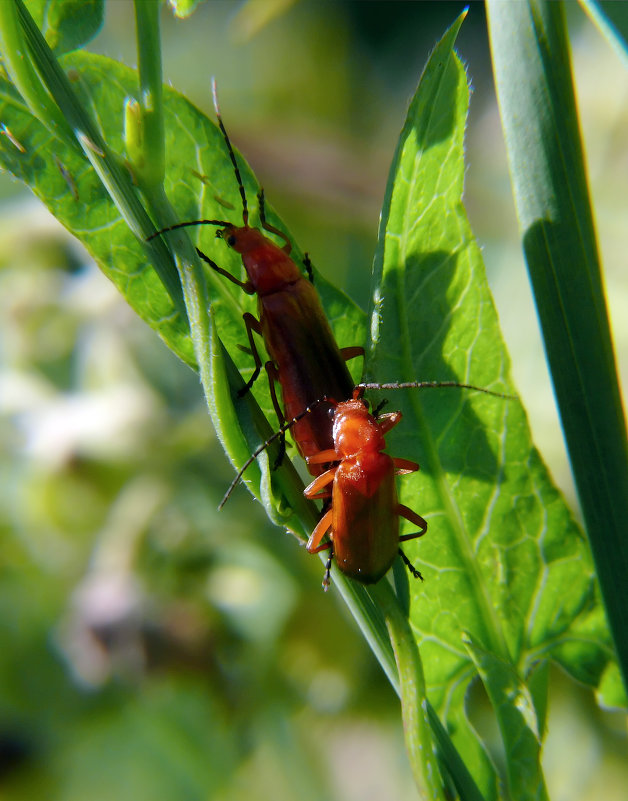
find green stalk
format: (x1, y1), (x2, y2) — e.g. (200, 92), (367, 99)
(132, 0), (165, 189)
(373, 579), (445, 800)
(370, 580), (486, 801)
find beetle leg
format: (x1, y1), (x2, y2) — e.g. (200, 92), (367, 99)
(238, 312), (264, 396)
(339, 346), (364, 362)
(398, 505), (428, 539)
(258, 189), (292, 253)
(377, 411), (403, 435)
(397, 505), (427, 582)
(399, 549), (424, 581)
(303, 253), (314, 283)
(304, 467), (336, 500)
(195, 247), (254, 293)
(372, 398), (388, 416)
(393, 457), (420, 475)
(322, 549), (333, 590)
(306, 508), (333, 553)
(264, 361), (287, 469)
(306, 449), (338, 466)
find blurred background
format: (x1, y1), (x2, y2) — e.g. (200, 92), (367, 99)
(0, 2), (626, 799)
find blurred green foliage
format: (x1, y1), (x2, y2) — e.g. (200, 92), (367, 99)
(0, 2), (626, 800)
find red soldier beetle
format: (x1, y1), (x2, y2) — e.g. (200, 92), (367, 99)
(304, 387), (426, 589)
(148, 81), (361, 474)
(220, 381), (515, 589)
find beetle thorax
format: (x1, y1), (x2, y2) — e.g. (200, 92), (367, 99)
(333, 401), (386, 458)
(222, 225), (301, 295)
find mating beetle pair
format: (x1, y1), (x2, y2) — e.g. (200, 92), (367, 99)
(150, 86), (511, 589)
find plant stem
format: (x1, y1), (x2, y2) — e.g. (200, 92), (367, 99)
(371, 580), (446, 801)
(133, 0), (165, 188)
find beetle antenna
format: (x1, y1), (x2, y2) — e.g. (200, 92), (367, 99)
(212, 77), (249, 226)
(219, 396), (330, 510)
(147, 83), (255, 243)
(357, 381), (516, 400)
(146, 218), (232, 241)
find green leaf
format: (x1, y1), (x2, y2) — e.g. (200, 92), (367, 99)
(465, 635), (548, 801)
(0, 1), (74, 143)
(368, 11), (623, 799)
(25, 0), (104, 53)
(0, 53), (193, 366)
(486, 1), (628, 695)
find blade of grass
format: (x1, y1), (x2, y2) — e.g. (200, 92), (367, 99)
(486, 0), (628, 693)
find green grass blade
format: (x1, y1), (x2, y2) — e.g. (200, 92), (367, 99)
(130, 0), (165, 190)
(487, 0), (628, 696)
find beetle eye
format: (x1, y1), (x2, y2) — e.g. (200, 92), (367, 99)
(227, 234), (236, 247)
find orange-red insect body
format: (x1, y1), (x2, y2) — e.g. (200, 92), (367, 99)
(213, 218), (359, 473)
(220, 381), (513, 580)
(150, 90), (360, 474)
(304, 391), (427, 587)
